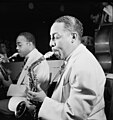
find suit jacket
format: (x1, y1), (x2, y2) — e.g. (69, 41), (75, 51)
(8, 48), (50, 112)
(38, 44), (106, 120)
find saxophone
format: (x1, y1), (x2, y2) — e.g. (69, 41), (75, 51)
(15, 51), (54, 119)
(28, 51), (54, 92)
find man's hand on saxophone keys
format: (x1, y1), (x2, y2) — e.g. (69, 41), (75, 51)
(27, 83), (47, 103)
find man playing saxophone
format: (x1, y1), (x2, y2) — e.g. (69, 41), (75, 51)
(0, 32), (50, 119)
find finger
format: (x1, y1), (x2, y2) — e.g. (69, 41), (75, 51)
(37, 83), (42, 91)
(27, 91), (37, 98)
(27, 94), (32, 99)
(27, 92), (33, 98)
(27, 90), (34, 95)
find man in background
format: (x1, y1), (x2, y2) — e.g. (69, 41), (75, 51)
(0, 32), (50, 119)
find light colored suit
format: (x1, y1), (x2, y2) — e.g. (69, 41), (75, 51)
(38, 44), (106, 120)
(8, 48), (50, 112)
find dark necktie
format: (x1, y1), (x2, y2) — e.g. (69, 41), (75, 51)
(47, 61), (67, 97)
(24, 57), (28, 66)
(52, 61), (66, 82)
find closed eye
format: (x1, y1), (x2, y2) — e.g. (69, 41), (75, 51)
(51, 33), (62, 41)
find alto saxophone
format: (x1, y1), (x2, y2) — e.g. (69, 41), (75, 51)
(16, 51), (54, 119)
(28, 51), (54, 92)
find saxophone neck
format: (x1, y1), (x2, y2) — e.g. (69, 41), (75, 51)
(29, 55), (45, 71)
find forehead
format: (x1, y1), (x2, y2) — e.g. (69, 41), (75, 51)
(16, 35), (27, 43)
(50, 22), (65, 35)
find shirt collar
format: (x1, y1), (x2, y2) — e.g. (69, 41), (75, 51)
(65, 43), (85, 62)
(25, 48), (36, 59)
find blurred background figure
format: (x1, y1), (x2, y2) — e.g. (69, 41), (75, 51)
(0, 39), (24, 63)
(90, 2), (113, 30)
(0, 39), (12, 99)
(81, 36), (95, 54)
(103, 2), (113, 23)
(0, 40), (9, 63)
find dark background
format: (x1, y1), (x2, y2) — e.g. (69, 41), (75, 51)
(0, 0), (107, 55)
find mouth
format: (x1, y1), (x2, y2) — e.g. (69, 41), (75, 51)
(52, 48), (59, 54)
(52, 49), (61, 59)
(17, 52), (22, 57)
(17, 52), (20, 55)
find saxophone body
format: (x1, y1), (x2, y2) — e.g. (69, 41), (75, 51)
(28, 55), (45, 92)
(16, 51), (53, 119)
(28, 51), (54, 92)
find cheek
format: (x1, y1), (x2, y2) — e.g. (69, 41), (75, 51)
(58, 41), (66, 52)
(56, 41), (64, 48)
(18, 48), (26, 56)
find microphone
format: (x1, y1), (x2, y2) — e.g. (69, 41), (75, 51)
(8, 53), (19, 60)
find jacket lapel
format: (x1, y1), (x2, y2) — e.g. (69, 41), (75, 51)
(52, 63), (68, 101)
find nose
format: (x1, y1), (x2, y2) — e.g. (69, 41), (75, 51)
(16, 46), (19, 50)
(49, 39), (55, 47)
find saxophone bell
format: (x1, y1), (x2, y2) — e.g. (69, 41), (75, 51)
(15, 101), (26, 118)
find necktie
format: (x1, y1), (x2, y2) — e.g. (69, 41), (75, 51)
(52, 61), (67, 84)
(47, 61), (66, 97)
(24, 57), (28, 66)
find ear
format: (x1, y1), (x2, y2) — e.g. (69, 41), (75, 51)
(28, 42), (32, 46)
(71, 33), (77, 43)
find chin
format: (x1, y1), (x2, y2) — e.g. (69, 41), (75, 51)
(19, 54), (23, 57)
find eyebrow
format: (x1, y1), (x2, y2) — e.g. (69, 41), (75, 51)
(53, 32), (61, 37)
(51, 32), (57, 36)
(16, 42), (21, 44)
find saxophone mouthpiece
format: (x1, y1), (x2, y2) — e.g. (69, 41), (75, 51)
(8, 53), (19, 60)
(44, 51), (54, 59)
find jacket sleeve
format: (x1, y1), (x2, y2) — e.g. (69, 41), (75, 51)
(34, 59), (50, 92)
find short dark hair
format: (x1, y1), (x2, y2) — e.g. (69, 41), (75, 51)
(55, 15), (83, 38)
(18, 32), (36, 46)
